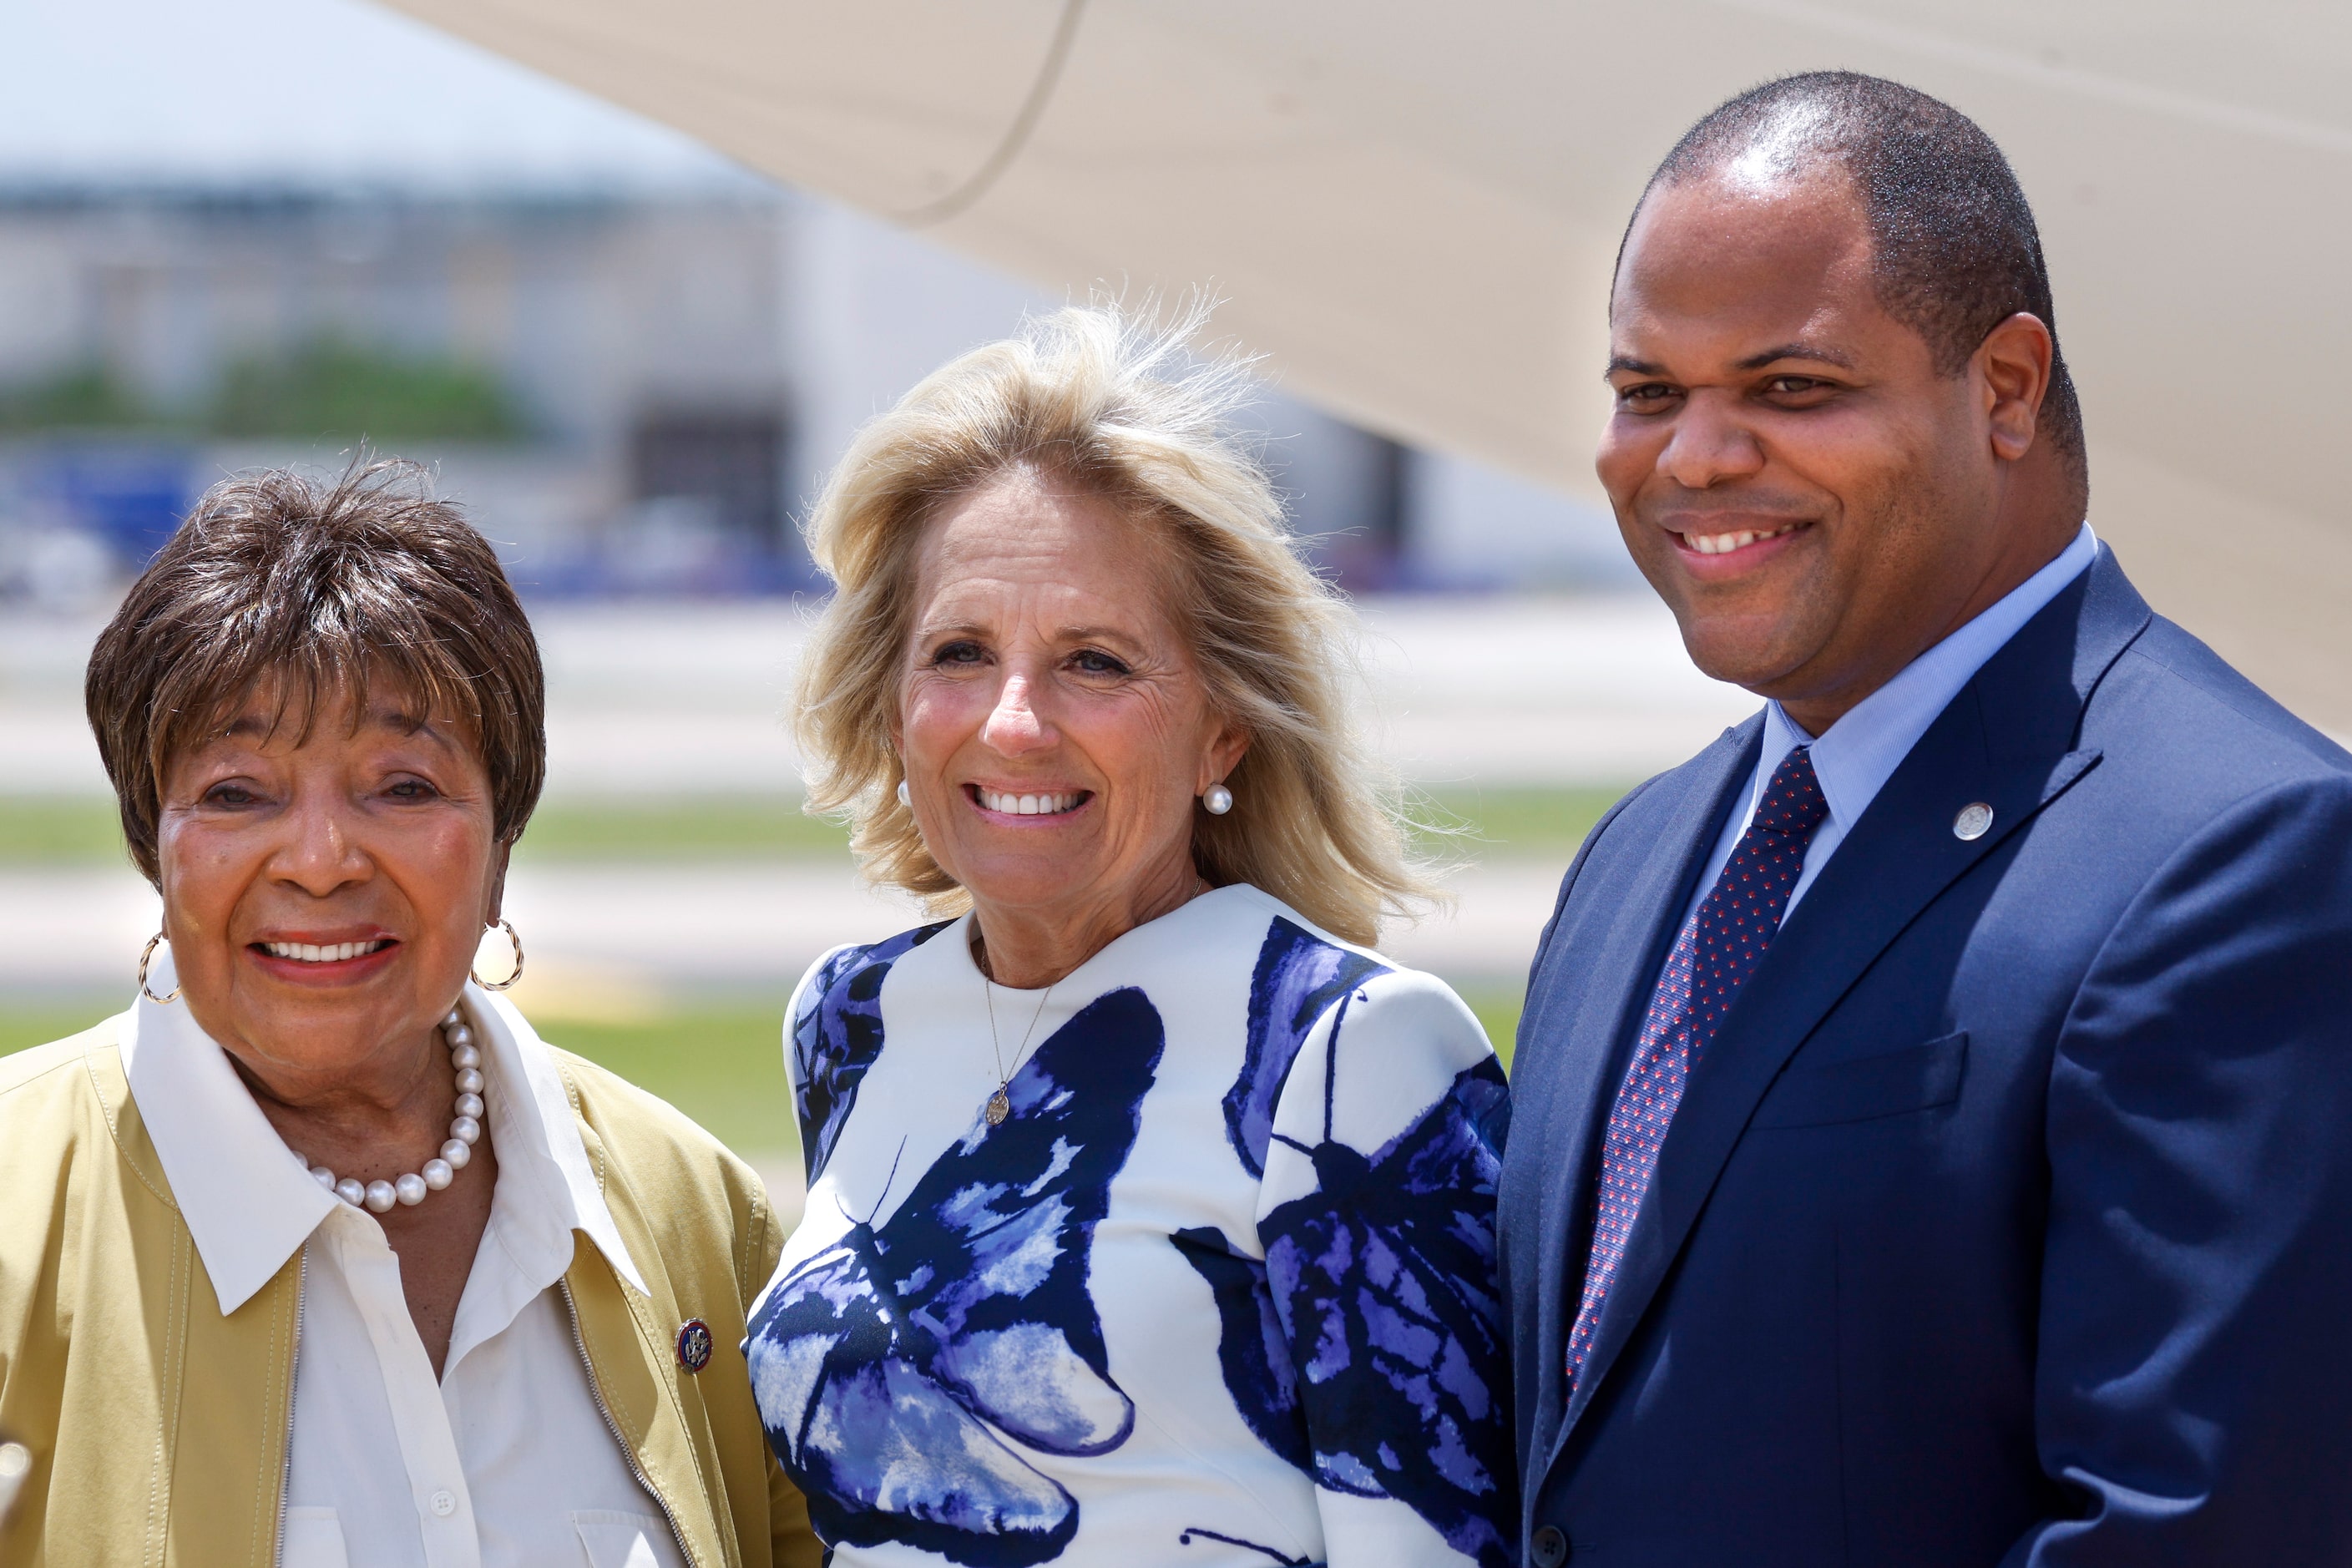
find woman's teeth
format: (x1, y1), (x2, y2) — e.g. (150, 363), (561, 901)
(979, 789), (1082, 817)
(1683, 524), (1797, 556)
(262, 940), (390, 963)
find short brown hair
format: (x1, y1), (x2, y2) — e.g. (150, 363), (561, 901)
(86, 461), (546, 884)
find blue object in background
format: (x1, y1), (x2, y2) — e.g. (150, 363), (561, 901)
(30, 441), (196, 568)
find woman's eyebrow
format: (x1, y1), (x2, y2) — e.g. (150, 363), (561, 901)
(367, 706), (458, 749)
(1058, 625), (1141, 645)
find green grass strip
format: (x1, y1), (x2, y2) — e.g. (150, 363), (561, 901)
(0, 787), (1624, 867)
(3, 979), (1525, 1166)
(0, 798), (136, 866)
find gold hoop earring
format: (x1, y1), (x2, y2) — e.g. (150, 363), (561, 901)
(472, 919), (524, 991)
(137, 933), (181, 1004)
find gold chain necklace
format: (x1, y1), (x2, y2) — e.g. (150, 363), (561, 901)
(972, 878), (1214, 1126)
(981, 969), (1055, 1127)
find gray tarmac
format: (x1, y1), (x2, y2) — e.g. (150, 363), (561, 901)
(3, 593), (1753, 793)
(3, 592), (1743, 1008)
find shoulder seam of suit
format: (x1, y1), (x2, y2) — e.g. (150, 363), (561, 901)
(2113, 631), (2352, 773)
(1525, 773), (1663, 980)
(1575, 776), (1654, 862)
(1557, 776), (1653, 901)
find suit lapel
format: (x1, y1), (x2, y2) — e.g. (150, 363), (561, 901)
(1555, 548), (2153, 1441)
(1539, 721), (1762, 1173)
(1525, 720), (1758, 1461)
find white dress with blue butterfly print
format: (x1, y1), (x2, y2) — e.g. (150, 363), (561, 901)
(746, 883), (1515, 1568)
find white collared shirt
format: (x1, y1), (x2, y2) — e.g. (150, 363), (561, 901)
(123, 955), (685, 1568)
(1684, 522), (2101, 931)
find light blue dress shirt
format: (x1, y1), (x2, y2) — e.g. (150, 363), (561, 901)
(1680, 521), (2099, 933)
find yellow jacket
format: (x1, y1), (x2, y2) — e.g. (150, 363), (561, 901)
(0, 1015), (821, 1568)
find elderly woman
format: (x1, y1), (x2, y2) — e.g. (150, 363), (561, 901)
(745, 309), (1515, 1568)
(0, 467), (817, 1567)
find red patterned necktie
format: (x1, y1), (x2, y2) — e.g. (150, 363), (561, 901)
(1564, 745), (1830, 1392)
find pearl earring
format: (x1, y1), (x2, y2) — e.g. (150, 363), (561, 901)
(898, 779), (911, 808)
(1202, 782), (1233, 816)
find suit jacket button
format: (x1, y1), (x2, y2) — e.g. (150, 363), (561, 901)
(1530, 1524), (1571, 1566)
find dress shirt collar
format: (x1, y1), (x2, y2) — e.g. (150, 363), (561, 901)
(121, 950), (645, 1315)
(1763, 521), (2101, 828)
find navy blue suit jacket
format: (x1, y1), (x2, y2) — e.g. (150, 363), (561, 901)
(1500, 549), (2352, 1564)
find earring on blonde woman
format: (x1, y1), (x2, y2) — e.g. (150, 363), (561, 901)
(137, 933), (181, 1004)
(472, 918), (525, 991)
(898, 779), (912, 808)
(1201, 782), (1233, 816)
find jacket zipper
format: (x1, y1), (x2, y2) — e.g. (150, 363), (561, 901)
(274, 1252), (306, 1568)
(558, 1277), (695, 1568)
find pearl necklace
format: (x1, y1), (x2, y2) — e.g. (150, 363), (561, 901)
(294, 1008), (483, 1214)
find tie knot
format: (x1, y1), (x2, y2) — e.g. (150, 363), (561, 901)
(1753, 745), (1829, 837)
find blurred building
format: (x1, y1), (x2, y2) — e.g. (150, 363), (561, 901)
(0, 182), (798, 596)
(0, 0), (1631, 607)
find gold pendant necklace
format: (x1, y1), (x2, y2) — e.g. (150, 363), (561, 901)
(981, 959), (1055, 1128)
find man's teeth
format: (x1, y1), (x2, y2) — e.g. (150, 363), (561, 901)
(263, 940), (389, 963)
(1684, 524), (1797, 556)
(979, 789), (1083, 816)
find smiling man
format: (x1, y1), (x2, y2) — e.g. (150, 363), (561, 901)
(1499, 73), (2352, 1565)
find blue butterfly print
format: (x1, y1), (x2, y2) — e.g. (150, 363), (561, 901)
(792, 921), (950, 1183)
(1171, 1226), (1309, 1472)
(1225, 918), (1388, 1177)
(748, 985), (1164, 1567)
(1182, 988), (1516, 1567)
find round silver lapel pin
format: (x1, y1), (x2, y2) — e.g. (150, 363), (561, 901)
(1953, 802), (1995, 841)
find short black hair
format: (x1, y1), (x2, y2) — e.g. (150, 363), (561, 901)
(1636, 71), (2084, 467)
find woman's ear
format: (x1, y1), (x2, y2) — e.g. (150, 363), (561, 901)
(483, 841), (513, 926)
(1201, 721), (1252, 792)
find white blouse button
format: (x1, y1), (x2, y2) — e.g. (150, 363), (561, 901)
(430, 1488), (457, 1517)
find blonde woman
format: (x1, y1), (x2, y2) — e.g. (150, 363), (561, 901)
(745, 308), (1515, 1568)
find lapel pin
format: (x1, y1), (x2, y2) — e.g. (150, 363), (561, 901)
(1953, 802), (1994, 841)
(676, 1318), (714, 1373)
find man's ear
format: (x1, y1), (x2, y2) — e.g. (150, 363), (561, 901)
(1979, 311), (2056, 463)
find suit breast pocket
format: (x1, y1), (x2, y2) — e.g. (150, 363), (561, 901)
(1752, 1031), (1969, 1129)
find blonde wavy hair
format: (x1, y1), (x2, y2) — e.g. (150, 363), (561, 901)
(792, 301), (1434, 948)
